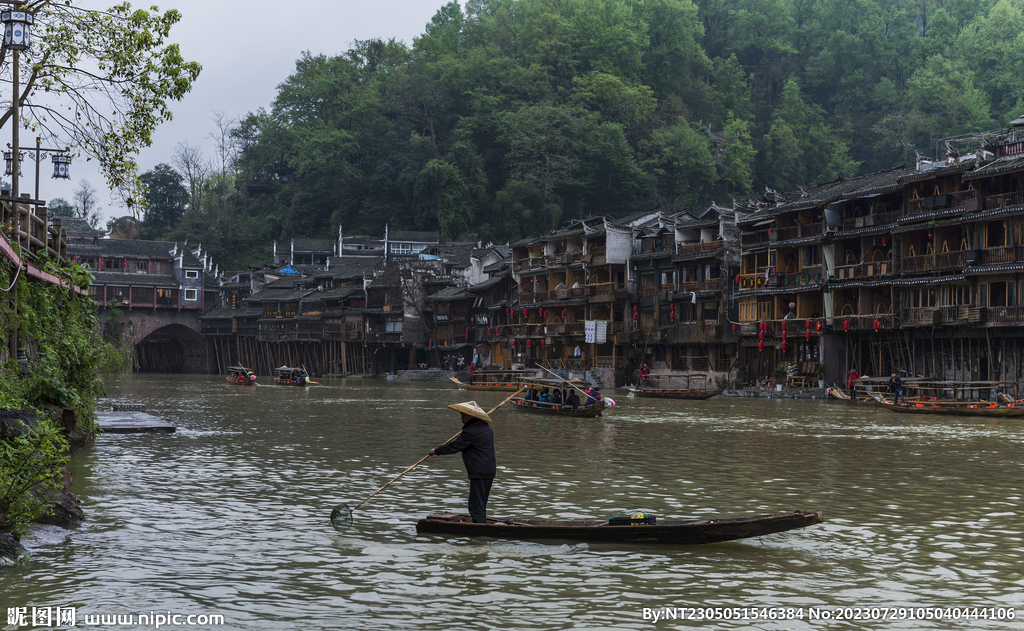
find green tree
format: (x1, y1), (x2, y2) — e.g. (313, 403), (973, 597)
(720, 117), (757, 197)
(46, 197), (75, 217)
(501, 102), (584, 231)
(2, 2), (201, 206)
(138, 164), (187, 239)
(907, 55), (992, 148)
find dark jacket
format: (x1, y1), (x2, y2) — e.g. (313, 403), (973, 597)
(434, 418), (496, 479)
(887, 376), (902, 393)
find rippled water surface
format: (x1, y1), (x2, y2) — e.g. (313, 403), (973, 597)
(3, 375), (1023, 629)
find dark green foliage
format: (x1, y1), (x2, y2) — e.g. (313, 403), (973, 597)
(0, 258), (130, 534)
(150, 0), (1024, 260)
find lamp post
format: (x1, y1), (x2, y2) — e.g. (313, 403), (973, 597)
(7, 136), (72, 199)
(2, 3), (34, 363)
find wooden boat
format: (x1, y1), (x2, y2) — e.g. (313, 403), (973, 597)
(274, 366), (310, 386)
(416, 509), (824, 545)
(450, 369), (538, 391)
(226, 365), (257, 385)
(861, 380), (1024, 417)
(634, 374), (722, 400)
(511, 378), (606, 417)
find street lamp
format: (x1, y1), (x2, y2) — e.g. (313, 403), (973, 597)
(52, 154), (70, 179)
(1, 7), (32, 50)
(4, 150), (22, 176)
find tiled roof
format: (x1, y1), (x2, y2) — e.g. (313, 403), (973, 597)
(88, 272), (180, 287)
(963, 155), (1024, 180)
(389, 230), (439, 243)
(427, 286), (469, 301)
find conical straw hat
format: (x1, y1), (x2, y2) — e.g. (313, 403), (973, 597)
(448, 401), (492, 422)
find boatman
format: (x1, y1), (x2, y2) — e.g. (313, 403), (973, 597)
(429, 401), (496, 524)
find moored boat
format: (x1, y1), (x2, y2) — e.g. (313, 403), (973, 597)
(416, 509), (824, 544)
(861, 379), (1024, 417)
(450, 369), (538, 391)
(275, 366), (311, 386)
(511, 377), (606, 417)
(634, 374), (722, 400)
(226, 365), (257, 385)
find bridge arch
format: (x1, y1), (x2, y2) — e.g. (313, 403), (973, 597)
(98, 309), (208, 373)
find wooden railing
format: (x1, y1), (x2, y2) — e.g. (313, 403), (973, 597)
(843, 211), (898, 230)
(907, 190), (978, 215)
(675, 239), (724, 257)
(773, 223), (823, 241)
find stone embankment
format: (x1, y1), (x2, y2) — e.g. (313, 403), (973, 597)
(0, 408), (92, 566)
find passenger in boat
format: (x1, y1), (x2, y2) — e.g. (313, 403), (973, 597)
(584, 387), (602, 405)
(538, 388), (550, 402)
(550, 389), (562, 405)
(566, 390), (580, 410)
(888, 373), (904, 404)
(429, 401), (496, 524)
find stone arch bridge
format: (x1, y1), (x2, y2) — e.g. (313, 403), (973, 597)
(98, 308), (208, 373)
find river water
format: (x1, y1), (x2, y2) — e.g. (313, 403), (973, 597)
(3, 375), (1023, 630)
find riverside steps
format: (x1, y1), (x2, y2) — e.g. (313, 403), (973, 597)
(96, 404), (175, 434)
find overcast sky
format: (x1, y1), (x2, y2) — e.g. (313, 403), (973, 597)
(61, 0), (454, 224)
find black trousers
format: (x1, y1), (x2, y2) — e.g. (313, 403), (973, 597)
(468, 478), (493, 523)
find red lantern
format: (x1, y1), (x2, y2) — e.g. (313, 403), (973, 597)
(806, 319), (812, 330)
(633, 305), (638, 313)
(881, 236), (888, 246)
(759, 331), (765, 340)
(874, 319), (880, 331)
(541, 339), (545, 346)
(805, 330), (811, 340)
(670, 312), (675, 321)
(781, 341), (788, 351)
(816, 321), (823, 332)
(527, 339), (532, 346)
(732, 324), (738, 333)
(633, 313), (638, 321)
(843, 320), (850, 331)
(782, 330), (787, 341)
(758, 341), (764, 352)
(561, 310), (566, 318)
(510, 339), (516, 347)
(736, 274), (741, 283)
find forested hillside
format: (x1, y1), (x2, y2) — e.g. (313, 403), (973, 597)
(133, 0), (1024, 270)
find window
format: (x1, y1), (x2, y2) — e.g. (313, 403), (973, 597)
(134, 260), (148, 273)
(185, 270), (199, 279)
(385, 317), (403, 332)
(390, 243), (412, 255)
(103, 258), (122, 270)
(184, 289), (198, 301)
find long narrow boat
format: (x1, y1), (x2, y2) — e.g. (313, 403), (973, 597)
(634, 374), (722, 400)
(226, 365), (257, 385)
(416, 510), (823, 545)
(511, 378), (606, 417)
(860, 379), (1024, 417)
(870, 396), (1024, 417)
(450, 369), (538, 391)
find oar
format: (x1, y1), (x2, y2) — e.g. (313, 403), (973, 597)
(330, 386), (525, 532)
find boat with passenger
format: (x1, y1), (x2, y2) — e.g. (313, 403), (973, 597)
(510, 377), (606, 417)
(863, 379), (1024, 417)
(226, 366), (257, 385)
(274, 366), (311, 386)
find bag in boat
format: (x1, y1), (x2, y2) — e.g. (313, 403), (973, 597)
(608, 510), (656, 525)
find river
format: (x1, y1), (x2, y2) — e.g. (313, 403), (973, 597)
(2, 374), (1022, 630)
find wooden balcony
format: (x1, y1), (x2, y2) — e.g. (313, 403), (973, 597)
(843, 211), (898, 230)
(772, 223), (823, 242)
(675, 239), (724, 258)
(986, 306), (1024, 324)
(740, 231), (770, 247)
(907, 190), (978, 216)
(981, 190), (1024, 211)
(902, 250), (966, 274)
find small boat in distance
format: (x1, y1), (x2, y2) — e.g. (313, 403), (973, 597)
(863, 379), (1024, 417)
(416, 510), (823, 545)
(275, 366), (311, 386)
(633, 374), (722, 400)
(511, 377), (605, 417)
(226, 366), (257, 385)
(450, 369), (538, 391)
